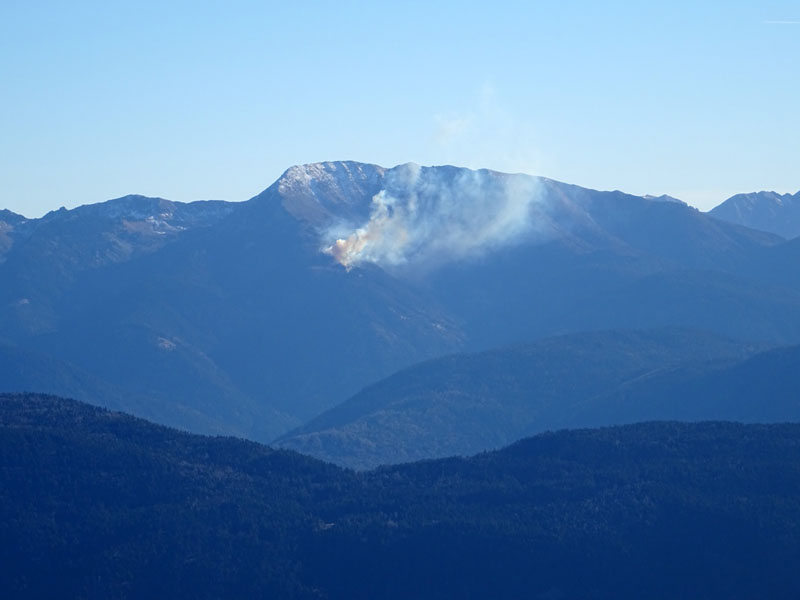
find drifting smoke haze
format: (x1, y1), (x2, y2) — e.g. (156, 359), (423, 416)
(324, 163), (548, 270)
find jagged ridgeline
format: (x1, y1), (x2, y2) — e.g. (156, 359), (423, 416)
(1, 162), (800, 447)
(709, 190), (800, 239)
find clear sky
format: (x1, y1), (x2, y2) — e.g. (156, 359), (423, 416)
(1, 0), (798, 217)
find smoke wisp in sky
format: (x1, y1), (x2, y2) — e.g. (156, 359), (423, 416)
(324, 163), (548, 270)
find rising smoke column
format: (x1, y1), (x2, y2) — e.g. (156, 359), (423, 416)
(324, 163), (547, 270)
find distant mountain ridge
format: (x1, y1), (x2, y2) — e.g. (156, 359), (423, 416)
(0, 209), (26, 225)
(709, 190), (800, 239)
(0, 193), (236, 293)
(268, 162), (781, 273)
(276, 329), (776, 468)
(642, 193), (685, 204)
(2, 162), (800, 442)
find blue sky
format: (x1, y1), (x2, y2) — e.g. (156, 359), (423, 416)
(1, 0), (798, 217)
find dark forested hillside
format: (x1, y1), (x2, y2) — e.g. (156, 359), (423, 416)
(276, 329), (771, 468)
(566, 342), (800, 429)
(3, 393), (800, 599)
(0, 393), (348, 599)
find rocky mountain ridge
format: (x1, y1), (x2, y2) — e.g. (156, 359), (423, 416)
(1, 162), (799, 444)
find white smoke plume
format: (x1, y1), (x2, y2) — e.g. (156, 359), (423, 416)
(323, 163), (549, 270)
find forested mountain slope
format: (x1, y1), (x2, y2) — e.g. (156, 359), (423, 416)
(277, 329), (774, 468)
(3, 393), (800, 599)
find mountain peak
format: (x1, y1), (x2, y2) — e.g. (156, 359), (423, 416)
(264, 161), (386, 228)
(642, 193), (686, 205)
(0, 208), (28, 225)
(76, 194), (175, 220)
(709, 190), (800, 239)
(35, 194), (236, 232)
(252, 161), (784, 273)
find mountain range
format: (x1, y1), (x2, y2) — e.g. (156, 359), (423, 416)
(5, 163), (800, 596)
(2, 162), (800, 453)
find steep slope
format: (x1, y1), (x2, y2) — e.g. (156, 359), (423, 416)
(0, 209), (26, 261)
(2, 162), (800, 441)
(423, 176), (792, 348)
(4, 393), (800, 599)
(0, 195), (235, 337)
(0, 393), (345, 599)
(743, 234), (800, 293)
(0, 208), (26, 224)
(0, 338), (291, 440)
(0, 195), (296, 439)
(0, 341), (127, 407)
(1, 167), (467, 439)
(276, 329), (768, 468)
(554, 267), (800, 343)
(543, 179), (780, 271)
(709, 190), (800, 239)
(33, 172), (463, 427)
(566, 343), (800, 429)
(300, 165), (780, 276)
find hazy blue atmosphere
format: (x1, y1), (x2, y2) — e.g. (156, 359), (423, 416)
(5, 4), (800, 598)
(2, 0), (798, 217)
